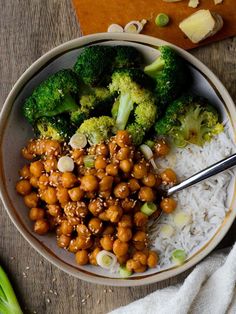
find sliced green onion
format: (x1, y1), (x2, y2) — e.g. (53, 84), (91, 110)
(96, 250), (117, 269)
(69, 133), (87, 149)
(171, 249), (187, 266)
(141, 202), (157, 216)
(83, 155), (95, 168)
(0, 266), (23, 314)
(174, 211), (191, 228)
(57, 156), (74, 172)
(160, 224), (175, 238)
(145, 140), (155, 149)
(107, 24), (124, 33)
(139, 144), (158, 171)
(118, 265), (132, 278)
(155, 13), (170, 27)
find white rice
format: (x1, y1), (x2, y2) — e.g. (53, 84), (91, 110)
(149, 124), (236, 269)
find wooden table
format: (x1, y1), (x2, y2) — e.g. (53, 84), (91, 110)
(0, 1), (235, 313)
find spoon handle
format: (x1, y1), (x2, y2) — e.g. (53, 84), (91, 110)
(167, 153), (236, 196)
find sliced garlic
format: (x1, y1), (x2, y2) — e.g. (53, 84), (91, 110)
(69, 133), (87, 149)
(107, 24), (124, 33)
(96, 250), (117, 269)
(174, 211), (191, 228)
(57, 156), (74, 173)
(188, 0), (199, 8)
(160, 224), (175, 238)
(124, 21), (144, 34)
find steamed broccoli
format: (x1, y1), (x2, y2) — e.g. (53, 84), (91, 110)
(23, 69), (79, 124)
(155, 95), (223, 147)
(144, 46), (190, 108)
(109, 69), (157, 144)
(73, 45), (143, 87)
(34, 115), (75, 141)
(78, 116), (115, 145)
(126, 123), (145, 146)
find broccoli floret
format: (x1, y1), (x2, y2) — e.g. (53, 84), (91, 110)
(78, 116), (115, 145)
(126, 123), (145, 146)
(74, 46), (115, 86)
(109, 69), (157, 133)
(144, 46), (191, 108)
(23, 69), (79, 124)
(155, 95), (223, 147)
(113, 46), (143, 68)
(34, 115), (75, 141)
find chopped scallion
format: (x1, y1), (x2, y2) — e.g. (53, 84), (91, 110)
(83, 155), (95, 168)
(118, 265), (132, 278)
(171, 249), (187, 265)
(141, 202), (157, 216)
(155, 13), (170, 27)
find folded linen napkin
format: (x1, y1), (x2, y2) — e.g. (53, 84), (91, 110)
(110, 243), (236, 314)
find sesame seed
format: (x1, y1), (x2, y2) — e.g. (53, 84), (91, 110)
(46, 298), (51, 303)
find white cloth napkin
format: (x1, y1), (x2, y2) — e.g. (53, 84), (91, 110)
(110, 243), (236, 314)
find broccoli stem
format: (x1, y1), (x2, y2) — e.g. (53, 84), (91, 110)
(0, 266), (23, 314)
(144, 57), (165, 78)
(116, 93), (134, 130)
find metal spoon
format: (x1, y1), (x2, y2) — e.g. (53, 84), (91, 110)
(154, 153), (236, 222)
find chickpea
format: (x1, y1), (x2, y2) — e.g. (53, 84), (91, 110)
(116, 147), (131, 160)
(99, 176), (113, 192)
(96, 143), (109, 156)
(34, 219), (49, 235)
(68, 187), (84, 201)
(76, 236), (93, 250)
(24, 192), (39, 208)
(142, 173), (156, 187)
(42, 187), (57, 205)
(86, 191), (97, 199)
(160, 168), (177, 185)
(117, 254), (129, 265)
(68, 239), (79, 253)
(154, 139), (170, 157)
(71, 148), (84, 160)
(116, 130), (131, 148)
(88, 218), (103, 234)
(160, 197), (177, 214)
(132, 162), (148, 179)
(60, 220), (73, 235)
(21, 147), (34, 160)
(61, 172), (77, 189)
(44, 158), (58, 172)
(88, 199), (104, 216)
(76, 224), (91, 237)
(19, 165), (31, 179)
(16, 179), (32, 196)
(38, 174), (49, 190)
(49, 172), (61, 187)
(134, 212), (148, 227)
(100, 235), (114, 251)
(106, 164), (118, 176)
(147, 251), (158, 268)
(113, 239), (129, 257)
(121, 198), (136, 212)
(133, 251), (147, 265)
(128, 178), (140, 192)
(118, 215), (132, 228)
(47, 205), (61, 217)
(34, 139), (48, 155)
(133, 231), (147, 242)
(96, 169), (106, 180)
(106, 205), (123, 223)
(44, 140), (61, 156)
(57, 234), (71, 248)
(75, 250), (89, 265)
(64, 201), (88, 219)
(117, 227), (132, 242)
(108, 141), (118, 156)
(103, 225), (115, 235)
(84, 168), (97, 176)
(119, 160), (133, 173)
(98, 211), (110, 221)
(29, 176), (38, 188)
(154, 175), (162, 188)
(95, 156), (107, 169)
(30, 160), (44, 177)
(89, 247), (101, 265)
(29, 207), (45, 221)
(114, 182), (130, 199)
(80, 175), (98, 192)
(56, 186), (70, 204)
(138, 187), (155, 202)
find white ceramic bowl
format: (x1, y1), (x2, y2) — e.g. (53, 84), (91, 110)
(0, 33), (236, 286)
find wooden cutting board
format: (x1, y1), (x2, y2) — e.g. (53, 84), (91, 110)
(72, 0), (236, 50)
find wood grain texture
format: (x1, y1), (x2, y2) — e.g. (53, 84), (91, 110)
(0, 1), (235, 313)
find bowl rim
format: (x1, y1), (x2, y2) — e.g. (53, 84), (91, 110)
(0, 32), (236, 287)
